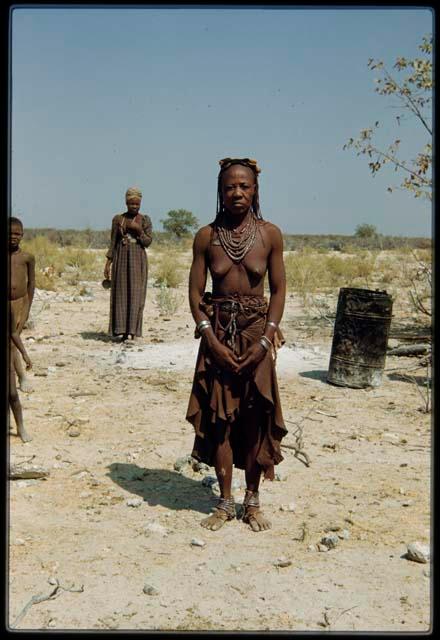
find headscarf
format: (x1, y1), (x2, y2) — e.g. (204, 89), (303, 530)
(125, 186), (142, 201)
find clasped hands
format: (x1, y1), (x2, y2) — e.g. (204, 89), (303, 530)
(209, 340), (266, 375)
(123, 218), (143, 234)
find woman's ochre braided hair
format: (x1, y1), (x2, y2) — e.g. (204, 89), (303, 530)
(216, 157), (263, 220)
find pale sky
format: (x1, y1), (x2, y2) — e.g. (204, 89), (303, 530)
(10, 5), (433, 237)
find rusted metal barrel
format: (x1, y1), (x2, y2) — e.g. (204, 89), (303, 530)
(327, 287), (393, 388)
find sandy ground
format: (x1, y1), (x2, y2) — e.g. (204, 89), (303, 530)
(8, 276), (431, 632)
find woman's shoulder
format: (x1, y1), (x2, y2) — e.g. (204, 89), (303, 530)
(192, 223), (214, 248)
(258, 219), (283, 237)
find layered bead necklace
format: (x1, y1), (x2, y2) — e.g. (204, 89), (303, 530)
(216, 211), (258, 263)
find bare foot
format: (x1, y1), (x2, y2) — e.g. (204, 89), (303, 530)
(200, 496), (236, 531)
(243, 506), (271, 532)
(18, 376), (33, 393)
(17, 428), (32, 443)
(200, 510), (230, 531)
(242, 491), (271, 532)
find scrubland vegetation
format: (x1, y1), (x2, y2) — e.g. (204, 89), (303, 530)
(21, 229), (431, 325)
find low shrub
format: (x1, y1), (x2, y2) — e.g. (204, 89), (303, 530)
(155, 283), (180, 316)
(151, 251), (184, 288)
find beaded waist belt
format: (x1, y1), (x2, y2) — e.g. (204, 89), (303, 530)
(209, 295), (267, 352)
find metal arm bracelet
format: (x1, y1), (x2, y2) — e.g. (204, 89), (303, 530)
(197, 319), (211, 333)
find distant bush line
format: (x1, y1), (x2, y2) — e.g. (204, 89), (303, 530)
(22, 227), (431, 251)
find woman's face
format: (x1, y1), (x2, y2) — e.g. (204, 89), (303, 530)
(126, 197), (141, 215)
(221, 165), (256, 216)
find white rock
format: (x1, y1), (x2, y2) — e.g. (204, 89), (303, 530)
(190, 538), (206, 548)
(279, 502), (296, 512)
(126, 498), (143, 508)
(143, 583), (159, 596)
(274, 556), (292, 567)
(13, 538), (25, 546)
(406, 542), (430, 564)
(317, 543), (328, 552)
(338, 529), (351, 540)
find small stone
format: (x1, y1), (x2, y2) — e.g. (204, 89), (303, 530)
(406, 542), (430, 564)
(190, 538), (206, 548)
(174, 455), (192, 472)
(126, 498), (143, 508)
(321, 534), (339, 549)
(324, 524), (341, 532)
(47, 619), (56, 628)
(48, 577), (58, 585)
(47, 366), (57, 374)
(274, 470), (286, 481)
(143, 583), (159, 596)
(191, 459), (210, 473)
(274, 556), (292, 568)
(279, 502), (296, 512)
(307, 544), (317, 552)
(317, 543), (329, 552)
(68, 426), (81, 438)
(338, 529), (351, 540)
(13, 538), (25, 546)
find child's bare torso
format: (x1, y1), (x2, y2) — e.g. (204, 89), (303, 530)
(10, 251), (31, 300)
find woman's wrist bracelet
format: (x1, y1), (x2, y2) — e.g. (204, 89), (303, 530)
(266, 320), (278, 329)
(259, 335), (272, 351)
(197, 319), (211, 333)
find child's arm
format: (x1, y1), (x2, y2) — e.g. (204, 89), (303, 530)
(11, 332), (32, 369)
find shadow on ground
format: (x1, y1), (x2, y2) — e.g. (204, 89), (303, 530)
(80, 331), (116, 343)
(387, 372), (431, 387)
(298, 369), (329, 383)
(106, 462), (215, 514)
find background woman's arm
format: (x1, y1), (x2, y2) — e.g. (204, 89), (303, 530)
(138, 215), (153, 249)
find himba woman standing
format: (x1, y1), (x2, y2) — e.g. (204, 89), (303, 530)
(186, 158), (287, 532)
(104, 187), (153, 340)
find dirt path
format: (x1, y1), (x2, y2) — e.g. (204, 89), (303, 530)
(8, 281), (431, 631)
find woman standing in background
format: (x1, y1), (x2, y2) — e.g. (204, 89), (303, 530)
(104, 187), (153, 340)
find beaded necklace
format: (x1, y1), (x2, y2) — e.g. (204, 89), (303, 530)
(216, 211), (258, 263)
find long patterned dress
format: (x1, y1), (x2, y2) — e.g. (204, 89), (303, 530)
(106, 212), (153, 337)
